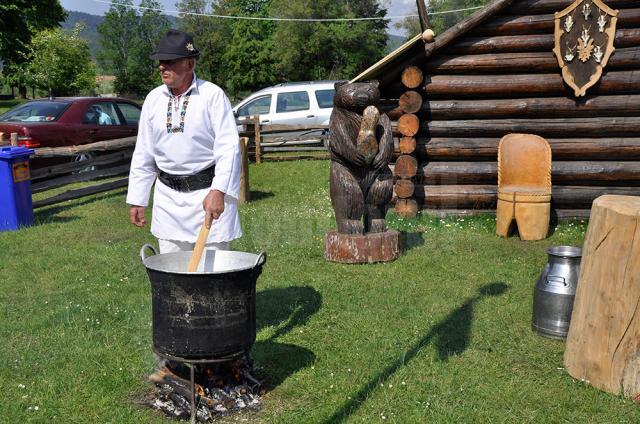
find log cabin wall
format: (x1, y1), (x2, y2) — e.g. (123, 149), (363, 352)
(381, 0), (640, 218)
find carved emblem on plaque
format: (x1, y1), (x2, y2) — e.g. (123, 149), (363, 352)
(553, 0), (618, 97)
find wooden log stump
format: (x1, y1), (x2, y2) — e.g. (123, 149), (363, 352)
(394, 179), (415, 199)
(399, 136), (416, 154)
(564, 195), (640, 398)
(395, 198), (418, 218)
(397, 113), (420, 137)
(399, 91), (423, 114)
(394, 155), (418, 179)
(325, 230), (402, 263)
(401, 66), (423, 89)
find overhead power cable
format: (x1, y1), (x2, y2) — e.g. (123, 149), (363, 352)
(93, 0), (483, 22)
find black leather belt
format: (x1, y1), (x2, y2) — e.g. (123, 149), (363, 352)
(157, 165), (215, 192)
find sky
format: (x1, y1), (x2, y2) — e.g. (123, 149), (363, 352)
(59, 0), (418, 35)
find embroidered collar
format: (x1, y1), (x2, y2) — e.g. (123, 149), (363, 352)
(165, 73), (198, 134)
(166, 89), (192, 133)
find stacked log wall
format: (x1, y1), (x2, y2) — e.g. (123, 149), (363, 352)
(383, 0), (640, 217)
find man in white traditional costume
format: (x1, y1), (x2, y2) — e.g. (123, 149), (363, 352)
(127, 29), (241, 253)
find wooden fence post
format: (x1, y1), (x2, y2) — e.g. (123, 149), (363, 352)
(253, 115), (261, 164)
(10, 132), (18, 147)
(239, 137), (250, 203)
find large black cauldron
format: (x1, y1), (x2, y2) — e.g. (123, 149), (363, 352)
(140, 244), (266, 360)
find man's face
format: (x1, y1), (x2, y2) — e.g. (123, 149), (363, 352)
(158, 58), (193, 88)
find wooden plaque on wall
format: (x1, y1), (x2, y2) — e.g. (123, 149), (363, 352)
(552, 0), (619, 97)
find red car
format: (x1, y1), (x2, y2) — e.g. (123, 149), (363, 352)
(0, 97), (141, 148)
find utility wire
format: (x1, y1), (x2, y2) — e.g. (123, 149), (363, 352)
(93, 0), (483, 22)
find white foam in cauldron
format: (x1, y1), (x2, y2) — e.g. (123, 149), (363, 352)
(143, 249), (263, 274)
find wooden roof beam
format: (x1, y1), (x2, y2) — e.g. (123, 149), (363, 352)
(424, 0), (516, 60)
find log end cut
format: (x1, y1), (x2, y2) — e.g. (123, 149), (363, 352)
(401, 66), (424, 89)
(395, 198), (418, 218)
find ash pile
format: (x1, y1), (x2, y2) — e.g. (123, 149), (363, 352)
(148, 356), (264, 421)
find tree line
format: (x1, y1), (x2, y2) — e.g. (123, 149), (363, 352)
(1, 0), (489, 99)
(0, 0), (389, 99)
(102, 0), (389, 99)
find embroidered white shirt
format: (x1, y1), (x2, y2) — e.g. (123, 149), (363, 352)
(126, 74), (242, 243)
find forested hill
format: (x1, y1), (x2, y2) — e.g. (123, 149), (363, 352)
(62, 11), (104, 58)
(63, 10), (405, 59)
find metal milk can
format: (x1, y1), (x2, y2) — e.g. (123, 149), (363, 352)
(532, 246), (582, 339)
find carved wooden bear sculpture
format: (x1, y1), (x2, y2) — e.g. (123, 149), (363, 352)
(329, 81), (394, 234)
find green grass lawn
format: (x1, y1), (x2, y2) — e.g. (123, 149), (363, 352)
(1, 160), (638, 423)
(0, 99), (27, 114)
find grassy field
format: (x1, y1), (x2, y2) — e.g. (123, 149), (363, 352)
(0, 99), (27, 114)
(1, 160), (638, 423)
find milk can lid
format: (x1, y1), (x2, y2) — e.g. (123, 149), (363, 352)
(547, 245), (582, 258)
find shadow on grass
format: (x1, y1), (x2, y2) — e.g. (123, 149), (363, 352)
(257, 286), (322, 340)
(249, 190), (275, 201)
(548, 207), (559, 237)
(401, 231), (425, 252)
(254, 286), (322, 389)
(33, 188), (126, 224)
(253, 340), (316, 390)
(324, 282), (509, 424)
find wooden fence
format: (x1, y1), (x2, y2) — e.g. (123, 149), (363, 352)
(2, 116), (331, 209)
(30, 136), (136, 209)
(237, 115), (329, 162)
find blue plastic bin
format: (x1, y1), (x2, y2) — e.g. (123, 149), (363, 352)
(0, 146), (35, 231)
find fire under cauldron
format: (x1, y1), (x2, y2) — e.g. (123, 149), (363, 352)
(140, 244), (267, 361)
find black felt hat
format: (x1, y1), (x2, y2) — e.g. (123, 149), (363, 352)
(150, 29), (200, 60)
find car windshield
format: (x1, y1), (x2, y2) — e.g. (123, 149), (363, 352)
(0, 101), (70, 123)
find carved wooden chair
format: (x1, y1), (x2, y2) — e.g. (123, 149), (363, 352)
(496, 133), (552, 241)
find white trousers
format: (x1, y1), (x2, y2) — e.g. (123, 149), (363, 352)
(158, 239), (230, 254)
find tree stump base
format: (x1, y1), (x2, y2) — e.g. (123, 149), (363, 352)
(324, 230), (402, 264)
(564, 195), (640, 398)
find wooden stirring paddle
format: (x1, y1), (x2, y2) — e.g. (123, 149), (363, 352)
(187, 213), (214, 272)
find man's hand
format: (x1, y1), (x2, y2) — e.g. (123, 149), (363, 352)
(203, 189), (225, 221)
(130, 206), (146, 227)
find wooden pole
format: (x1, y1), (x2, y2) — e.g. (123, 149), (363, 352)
(416, 0), (432, 33)
(253, 115), (261, 164)
(239, 137), (250, 204)
(10, 132), (18, 147)
(187, 213), (213, 272)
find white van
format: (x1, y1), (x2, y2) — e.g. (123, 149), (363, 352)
(233, 81), (336, 126)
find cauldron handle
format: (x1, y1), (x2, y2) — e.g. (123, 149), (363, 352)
(253, 251), (267, 269)
(140, 244), (158, 261)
